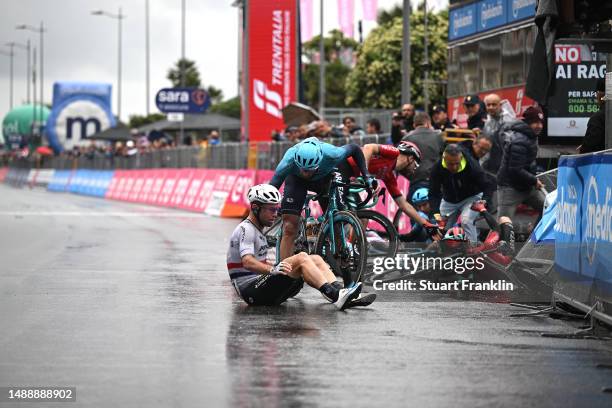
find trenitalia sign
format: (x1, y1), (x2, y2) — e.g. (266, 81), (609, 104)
(244, 0), (298, 142)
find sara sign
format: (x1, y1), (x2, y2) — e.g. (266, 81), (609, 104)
(155, 88), (210, 113)
(46, 82), (116, 152)
(245, 0), (298, 142)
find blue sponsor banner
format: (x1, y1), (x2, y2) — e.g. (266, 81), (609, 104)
(507, 0), (536, 23)
(478, 0), (507, 32)
(555, 154), (612, 288)
(47, 170), (72, 192)
(449, 4), (477, 41)
(155, 88), (210, 113)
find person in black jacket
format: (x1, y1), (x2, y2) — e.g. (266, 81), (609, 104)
(578, 78), (606, 154)
(497, 106), (546, 219)
(429, 144), (494, 243)
(463, 94), (486, 130)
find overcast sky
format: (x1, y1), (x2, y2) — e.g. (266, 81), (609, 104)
(0, 0), (447, 123)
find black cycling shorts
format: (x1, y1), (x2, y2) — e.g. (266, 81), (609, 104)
(280, 173), (333, 216)
(240, 274), (304, 306)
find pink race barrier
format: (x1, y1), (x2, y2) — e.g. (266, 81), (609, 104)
(146, 169), (168, 205)
(155, 169), (180, 207)
(169, 169), (195, 208)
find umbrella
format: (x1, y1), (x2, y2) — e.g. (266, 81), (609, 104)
(35, 146), (53, 156)
(282, 102), (321, 127)
(87, 125), (136, 142)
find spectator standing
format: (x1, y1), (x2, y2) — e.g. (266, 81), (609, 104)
(497, 106), (546, 219)
(390, 111), (405, 145)
(579, 78), (606, 154)
(342, 116), (366, 137)
(431, 105), (454, 131)
(208, 130), (221, 146)
(402, 103), (415, 132)
(366, 118), (381, 136)
(402, 112), (445, 203)
(463, 94), (486, 130)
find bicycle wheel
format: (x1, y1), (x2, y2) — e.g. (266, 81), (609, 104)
(357, 210), (399, 259)
(314, 211), (367, 285)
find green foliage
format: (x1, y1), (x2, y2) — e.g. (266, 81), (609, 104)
(210, 96), (241, 119)
(346, 6), (448, 109)
(129, 113), (166, 129)
(301, 30), (358, 109)
(167, 58), (202, 87)
(206, 85), (224, 104)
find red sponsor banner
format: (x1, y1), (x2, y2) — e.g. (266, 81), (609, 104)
(246, 0), (298, 141)
(221, 169), (256, 217)
(155, 169), (180, 207)
(136, 170), (157, 203)
(106, 170), (128, 200)
(127, 170), (146, 202)
(0, 167), (9, 182)
(193, 170), (219, 212)
(447, 86), (534, 128)
(146, 170), (168, 205)
(118, 171), (138, 201)
(179, 169), (208, 211)
(169, 169), (195, 207)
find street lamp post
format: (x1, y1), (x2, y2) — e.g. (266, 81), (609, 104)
(145, 0), (150, 116)
(16, 22), (46, 135)
(6, 41), (31, 104)
(92, 8), (125, 121)
(0, 49), (14, 109)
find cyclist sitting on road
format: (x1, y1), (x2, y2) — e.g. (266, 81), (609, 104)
(226, 184), (362, 310)
(270, 137), (375, 260)
(337, 142), (438, 237)
(429, 144), (494, 244)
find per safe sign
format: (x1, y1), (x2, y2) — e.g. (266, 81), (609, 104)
(155, 88), (210, 113)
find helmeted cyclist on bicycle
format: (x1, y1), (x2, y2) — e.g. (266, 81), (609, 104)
(226, 184), (363, 309)
(337, 141), (439, 238)
(270, 137), (376, 261)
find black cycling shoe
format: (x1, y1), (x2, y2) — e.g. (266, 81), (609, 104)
(345, 293), (377, 308)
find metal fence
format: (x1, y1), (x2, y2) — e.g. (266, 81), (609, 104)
(323, 108), (396, 133)
(15, 134), (393, 171)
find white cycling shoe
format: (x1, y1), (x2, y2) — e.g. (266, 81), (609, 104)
(334, 282), (363, 310)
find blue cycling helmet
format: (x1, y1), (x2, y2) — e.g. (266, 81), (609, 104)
(412, 187), (429, 205)
(294, 138), (323, 170)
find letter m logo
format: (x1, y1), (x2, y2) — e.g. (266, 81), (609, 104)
(66, 117), (102, 140)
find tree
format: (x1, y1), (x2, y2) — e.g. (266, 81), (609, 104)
(206, 85), (224, 105)
(210, 96), (240, 118)
(346, 5), (448, 109)
(301, 29), (359, 109)
(167, 58), (202, 87)
(128, 113), (166, 129)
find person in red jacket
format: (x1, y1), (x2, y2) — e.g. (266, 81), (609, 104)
(338, 142), (438, 235)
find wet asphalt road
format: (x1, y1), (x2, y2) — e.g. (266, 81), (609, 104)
(1, 184), (611, 408)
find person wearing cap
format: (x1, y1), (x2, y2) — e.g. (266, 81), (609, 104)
(463, 94), (486, 130)
(431, 105), (454, 131)
(496, 106), (546, 220)
(578, 78), (606, 154)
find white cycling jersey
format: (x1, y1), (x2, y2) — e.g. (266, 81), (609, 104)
(226, 219), (269, 291)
